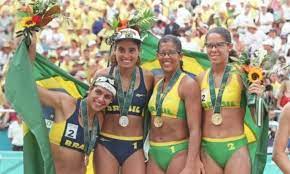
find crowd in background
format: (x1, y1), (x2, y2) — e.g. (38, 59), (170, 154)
(0, 0), (289, 151)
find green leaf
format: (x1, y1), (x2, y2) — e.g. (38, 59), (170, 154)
(16, 12), (30, 18)
(128, 9), (156, 31)
(112, 18), (119, 30)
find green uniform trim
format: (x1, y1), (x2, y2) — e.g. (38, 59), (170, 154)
(149, 140), (188, 171)
(202, 135), (248, 168)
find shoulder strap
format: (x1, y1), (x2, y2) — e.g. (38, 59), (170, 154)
(109, 65), (115, 76)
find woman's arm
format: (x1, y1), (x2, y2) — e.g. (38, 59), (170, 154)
(273, 103), (290, 174)
(180, 76), (204, 174)
(28, 33), (74, 120)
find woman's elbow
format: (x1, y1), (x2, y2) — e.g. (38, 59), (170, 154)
(272, 150), (283, 164)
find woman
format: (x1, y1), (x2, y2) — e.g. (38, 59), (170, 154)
(277, 80), (290, 109)
(273, 103), (290, 173)
(197, 27), (264, 173)
(93, 28), (154, 174)
(29, 35), (117, 174)
(147, 35), (204, 174)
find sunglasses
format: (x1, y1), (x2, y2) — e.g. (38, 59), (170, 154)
(204, 42), (229, 49)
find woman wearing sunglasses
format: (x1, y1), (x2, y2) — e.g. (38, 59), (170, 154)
(147, 35), (204, 174)
(197, 27), (264, 173)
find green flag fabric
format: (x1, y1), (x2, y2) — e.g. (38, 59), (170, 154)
(4, 41), (56, 174)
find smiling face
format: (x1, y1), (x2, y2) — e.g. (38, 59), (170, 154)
(157, 41), (182, 74)
(115, 39), (140, 68)
(87, 86), (114, 112)
(205, 33), (232, 65)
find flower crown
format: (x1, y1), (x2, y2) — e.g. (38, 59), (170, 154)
(106, 9), (156, 45)
(16, 0), (61, 45)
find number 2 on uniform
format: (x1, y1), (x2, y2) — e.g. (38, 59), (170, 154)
(67, 130), (74, 137)
(227, 143), (235, 150)
(201, 94), (206, 102)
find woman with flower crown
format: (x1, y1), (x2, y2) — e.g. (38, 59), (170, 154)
(197, 27), (265, 174)
(93, 24), (154, 173)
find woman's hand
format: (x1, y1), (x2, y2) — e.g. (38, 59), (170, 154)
(28, 31), (37, 61)
(248, 80), (264, 97)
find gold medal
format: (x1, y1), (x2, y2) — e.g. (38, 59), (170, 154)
(211, 113), (222, 125)
(154, 117), (163, 128)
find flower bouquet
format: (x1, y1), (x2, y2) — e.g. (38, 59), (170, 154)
(106, 9), (156, 45)
(233, 49), (267, 126)
(16, 0), (61, 45)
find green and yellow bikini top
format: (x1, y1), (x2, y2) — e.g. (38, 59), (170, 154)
(148, 72), (186, 120)
(200, 67), (246, 110)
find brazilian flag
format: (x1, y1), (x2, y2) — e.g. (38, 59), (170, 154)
(5, 33), (268, 174)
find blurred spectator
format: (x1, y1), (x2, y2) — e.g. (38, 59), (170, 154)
(7, 114), (23, 151)
(47, 51), (58, 65)
(98, 21), (114, 54)
(164, 14), (180, 36)
(68, 39), (81, 61)
(152, 19), (166, 36)
(180, 30), (200, 51)
(277, 80), (290, 110)
(267, 29), (282, 52)
(242, 22), (266, 56)
(74, 70), (88, 84)
(176, 4), (192, 28)
(232, 32), (245, 56)
(279, 34), (290, 58)
(88, 53), (105, 81)
(40, 21), (65, 51)
(257, 3), (274, 34)
(0, 41), (13, 72)
(282, 0), (290, 21)
(273, 56), (288, 76)
(269, 72), (282, 98)
(262, 39), (279, 71)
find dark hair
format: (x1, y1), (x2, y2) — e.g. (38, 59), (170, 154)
(110, 39), (141, 66)
(157, 35), (182, 53)
(205, 27), (232, 43)
(157, 35), (185, 71)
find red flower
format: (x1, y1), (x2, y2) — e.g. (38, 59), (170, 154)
(32, 15), (42, 25)
(117, 19), (128, 31)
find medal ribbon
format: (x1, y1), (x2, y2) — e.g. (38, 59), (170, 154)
(209, 65), (231, 114)
(115, 67), (136, 117)
(81, 99), (99, 157)
(156, 69), (182, 117)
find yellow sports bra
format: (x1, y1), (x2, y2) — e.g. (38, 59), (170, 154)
(148, 73), (186, 119)
(200, 68), (245, 110)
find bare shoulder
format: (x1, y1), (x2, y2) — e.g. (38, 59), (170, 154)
(180, 75), (199, 89)
(196, 70), (207, 85)
(179, 75), (200, 99)
(140, 68), (154, 91)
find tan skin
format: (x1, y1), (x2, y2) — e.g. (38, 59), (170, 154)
(273, 103), (290, 174)
(147, 41), (204, 174)
(196, 33), (264, 174)
(29, 34), (114, 174)
(93, 39), (154, 174)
